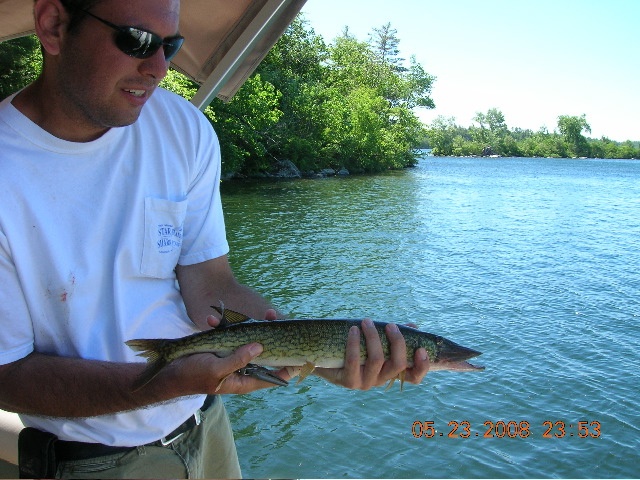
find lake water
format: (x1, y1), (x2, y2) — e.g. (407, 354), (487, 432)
(220, 156), (639, 478)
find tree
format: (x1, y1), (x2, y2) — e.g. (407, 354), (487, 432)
(485, 108), (507, 133)
(255, 17), (329, 172)
(0, 36), (42, 100)
(403, 56), (435, 109)
(472, 108), (508, 150)
(323, 31), (431, 171)
(557, 114), (591, 157)
(427, 116), (459, 156)
(369, 22), (405, 71)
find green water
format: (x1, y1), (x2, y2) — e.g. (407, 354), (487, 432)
(220, 156), (639, 478)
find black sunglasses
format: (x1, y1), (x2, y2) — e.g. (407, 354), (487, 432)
(70, 7), (184, 61)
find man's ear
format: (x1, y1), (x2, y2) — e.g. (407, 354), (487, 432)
(33, 0), (70, 56)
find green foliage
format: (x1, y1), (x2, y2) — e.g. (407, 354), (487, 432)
(557, 114), (591, 157)
(208, 74), (283, 175)
(159, 69), (198, 99)
(196, 16), (435, 176)
(427, 109), (639, 159)
(425, 116), (469, 156)
(0, 36), (42, 100)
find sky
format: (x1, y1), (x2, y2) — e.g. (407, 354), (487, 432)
(300, 0), (639, 142)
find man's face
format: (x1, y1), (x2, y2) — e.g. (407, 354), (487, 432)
(55, 0), (180, 136)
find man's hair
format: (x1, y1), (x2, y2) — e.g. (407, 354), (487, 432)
(58, 0), (104, 32)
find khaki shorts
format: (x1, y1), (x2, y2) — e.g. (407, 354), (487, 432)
(56, 396), (241, 479)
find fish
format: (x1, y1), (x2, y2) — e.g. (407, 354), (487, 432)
(126, 307), (484, 391)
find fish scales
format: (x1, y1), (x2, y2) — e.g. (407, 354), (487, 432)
(165, 320), (438, 367)
(126, 318), (483, 391)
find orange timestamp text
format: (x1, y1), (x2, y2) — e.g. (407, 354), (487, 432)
(411, 420), (601, 439)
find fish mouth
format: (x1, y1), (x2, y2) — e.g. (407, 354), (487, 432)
(438, 337), (481, 361)
(435, 337), (485, 371)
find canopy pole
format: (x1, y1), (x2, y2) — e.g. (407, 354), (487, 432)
(190, 0), (296, 111)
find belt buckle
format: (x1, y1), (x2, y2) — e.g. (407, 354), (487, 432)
(160, 431), (185, 447)
(159, 410), (202, 446)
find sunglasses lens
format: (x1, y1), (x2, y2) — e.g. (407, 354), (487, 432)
(163, 37), (184, 61)
(116, 28), (184, 61)
(116, 28), (161, 58)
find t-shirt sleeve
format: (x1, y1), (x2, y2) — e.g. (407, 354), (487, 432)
(0, 230), (35, 365)
(177, 111), (230, 266)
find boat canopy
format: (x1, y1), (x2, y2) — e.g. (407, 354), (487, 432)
(0, 0), (307, 109)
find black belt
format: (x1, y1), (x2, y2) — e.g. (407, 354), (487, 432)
(55, 395), (215, 462)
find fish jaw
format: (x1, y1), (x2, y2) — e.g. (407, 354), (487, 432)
(437, 336), (482, 362)
(429, 360), (485, 372)
(432, 336), (484, 371)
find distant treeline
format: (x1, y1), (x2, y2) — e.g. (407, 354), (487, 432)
(425, 109), (639, 159)
(2, 24), (636, 179)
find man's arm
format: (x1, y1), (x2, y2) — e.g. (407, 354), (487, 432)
(176, 254), (280, 330)
(0, 343), (268, 417)
(0, 255), (275, 417)
(0, 257), (289, 418)
(0, 254), (430, 417)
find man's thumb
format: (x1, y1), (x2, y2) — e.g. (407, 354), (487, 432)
(222, 343), (263, 374)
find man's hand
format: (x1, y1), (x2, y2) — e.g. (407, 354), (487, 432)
(313, 319), (430, 390)
(178, 308), (286, 395)
(177, 343), (295, 395)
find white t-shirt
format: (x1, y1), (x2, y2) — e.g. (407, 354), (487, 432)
(0, 88), (230, 446)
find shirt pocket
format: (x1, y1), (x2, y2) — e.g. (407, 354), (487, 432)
(141, 197), (188, 278)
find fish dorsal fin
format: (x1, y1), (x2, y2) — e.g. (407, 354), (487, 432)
(221, 308), (252, 325)
(210, 302), (252, 328)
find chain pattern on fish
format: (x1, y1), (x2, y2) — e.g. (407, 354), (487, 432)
(126, 314), (484, 391)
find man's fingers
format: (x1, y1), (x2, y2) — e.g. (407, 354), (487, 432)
(382, 322), (408, 375)
(360, 319), (386, 389)
(206, 314), (220, 328)
(404, 347), (430, 384)
(215, 343), (263, 380)
(339, 325), (362, 387)
(264, 309), (278, 321)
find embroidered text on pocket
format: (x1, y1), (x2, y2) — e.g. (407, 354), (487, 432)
(141, 197), (188, 278)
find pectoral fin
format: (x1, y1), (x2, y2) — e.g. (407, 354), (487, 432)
(296, 362), (316, 385)
(384, 370), (406, 392)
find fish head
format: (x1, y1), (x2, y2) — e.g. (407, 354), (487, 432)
(432, 336), (485, 372)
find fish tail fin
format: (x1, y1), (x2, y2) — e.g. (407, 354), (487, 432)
(125, 338), (173, 391)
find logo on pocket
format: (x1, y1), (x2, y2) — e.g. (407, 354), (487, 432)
(156, 223), (183, 254)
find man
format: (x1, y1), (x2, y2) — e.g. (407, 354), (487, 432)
(0, 0), (430, 477)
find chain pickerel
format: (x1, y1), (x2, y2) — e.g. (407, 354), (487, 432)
(126, 307), (484, 391)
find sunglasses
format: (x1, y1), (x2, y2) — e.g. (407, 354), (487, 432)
(71, 7), (184, 61)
